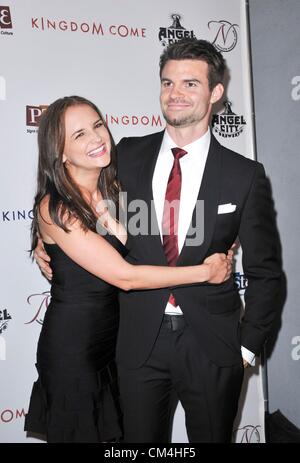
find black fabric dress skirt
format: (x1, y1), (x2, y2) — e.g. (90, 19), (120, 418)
(24, 235), (128, 442)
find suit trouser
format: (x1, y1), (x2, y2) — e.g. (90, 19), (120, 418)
(117, 314), (244, 443)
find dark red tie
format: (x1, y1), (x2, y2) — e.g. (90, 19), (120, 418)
(162, 147), (187, 306)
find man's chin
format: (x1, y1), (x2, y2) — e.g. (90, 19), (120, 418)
(164, 116), (193, 128)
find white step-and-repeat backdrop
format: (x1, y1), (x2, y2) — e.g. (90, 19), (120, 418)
(0, 0), (263, 443)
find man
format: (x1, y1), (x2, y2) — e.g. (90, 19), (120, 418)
(36, 39), (282, 442)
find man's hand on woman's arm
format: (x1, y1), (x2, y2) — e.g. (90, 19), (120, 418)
(34, 238), (52, 280)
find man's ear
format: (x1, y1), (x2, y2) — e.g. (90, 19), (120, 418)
(210, 83), (224, 104)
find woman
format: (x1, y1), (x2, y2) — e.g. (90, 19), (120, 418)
(25, 96), (232, 442)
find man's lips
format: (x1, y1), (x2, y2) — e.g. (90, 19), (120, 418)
(166, 102), (191, 110)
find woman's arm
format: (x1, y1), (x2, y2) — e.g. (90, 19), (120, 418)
(38, 200), (231, 291)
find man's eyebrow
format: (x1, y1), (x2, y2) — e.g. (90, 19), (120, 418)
(183, 79), (200, 83)
(161, 78), (201, 83)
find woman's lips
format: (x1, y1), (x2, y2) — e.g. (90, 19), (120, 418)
(87, 144), (106, 158)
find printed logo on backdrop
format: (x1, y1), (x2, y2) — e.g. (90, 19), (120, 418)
(0, 76), (6, 100)
(233, 425), (261, 443)
(291, 336), (300, 361)
(26, 104), (48, 133)
(212, 100), (246, 138)
(158, 14), (196, 47)
(31, 17), (146, 39)
(25, 291), (51, 325)
(0, 5), (13, 35)
(0, 408), (26, 424)
(234, 272), (248, 295)
(26, 105), (162, 131)
(1, 209), (33, 222)
(0, 309), (12, 335)
(105, 113), (163, 128)
(208, 20), (238, 52)
(291, 76), (300, 101)
(0, 308), (12, 361)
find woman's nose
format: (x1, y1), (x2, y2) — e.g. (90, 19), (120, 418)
(92, 129), (102, 141)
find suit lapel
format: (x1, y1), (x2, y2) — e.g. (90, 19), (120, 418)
(177, 135), (222, 266)
(137, 131), (164, 203)
(136, 130), (168, 264)
(133, 131), (222, 266)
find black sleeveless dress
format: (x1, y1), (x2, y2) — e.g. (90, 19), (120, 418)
(24, 234), (128, 443)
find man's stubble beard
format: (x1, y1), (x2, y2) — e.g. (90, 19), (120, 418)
(162, 110), (199, 128)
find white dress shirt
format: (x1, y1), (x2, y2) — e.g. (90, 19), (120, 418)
(152, 129), (255, 366)
(152, 129), (210, 315)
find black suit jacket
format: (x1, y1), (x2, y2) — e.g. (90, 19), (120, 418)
(116, 131), (282, 368)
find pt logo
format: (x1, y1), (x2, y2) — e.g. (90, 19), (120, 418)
(0, 309), (12, 334)
(212, 100), (246, 138)
(26, 105), (48, 127)
(0, 6), (12, 29)
(159, 14), (196, 47)
(25, 291), (51, 325)
(208, 20), (238, 52)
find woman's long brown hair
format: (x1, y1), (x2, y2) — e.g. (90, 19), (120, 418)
(30, 96), (120, 254)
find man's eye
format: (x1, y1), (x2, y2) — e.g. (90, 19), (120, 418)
(187, 82), (196, 87)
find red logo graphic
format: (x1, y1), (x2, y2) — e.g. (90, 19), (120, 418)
(105, 114), (163, 128)
(31, 17), (146, 38)
(25, 291), (51, 325)
(0, 6), (12, 29)
(0, 408), (26, 423)
(26, 105), (48, 127)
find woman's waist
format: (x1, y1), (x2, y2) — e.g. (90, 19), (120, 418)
(49, 285), (118, 302)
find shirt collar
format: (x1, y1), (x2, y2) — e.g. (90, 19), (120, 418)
(161, 128), (211, 158)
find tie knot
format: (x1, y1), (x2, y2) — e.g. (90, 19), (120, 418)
(171, 147), (187, 161)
